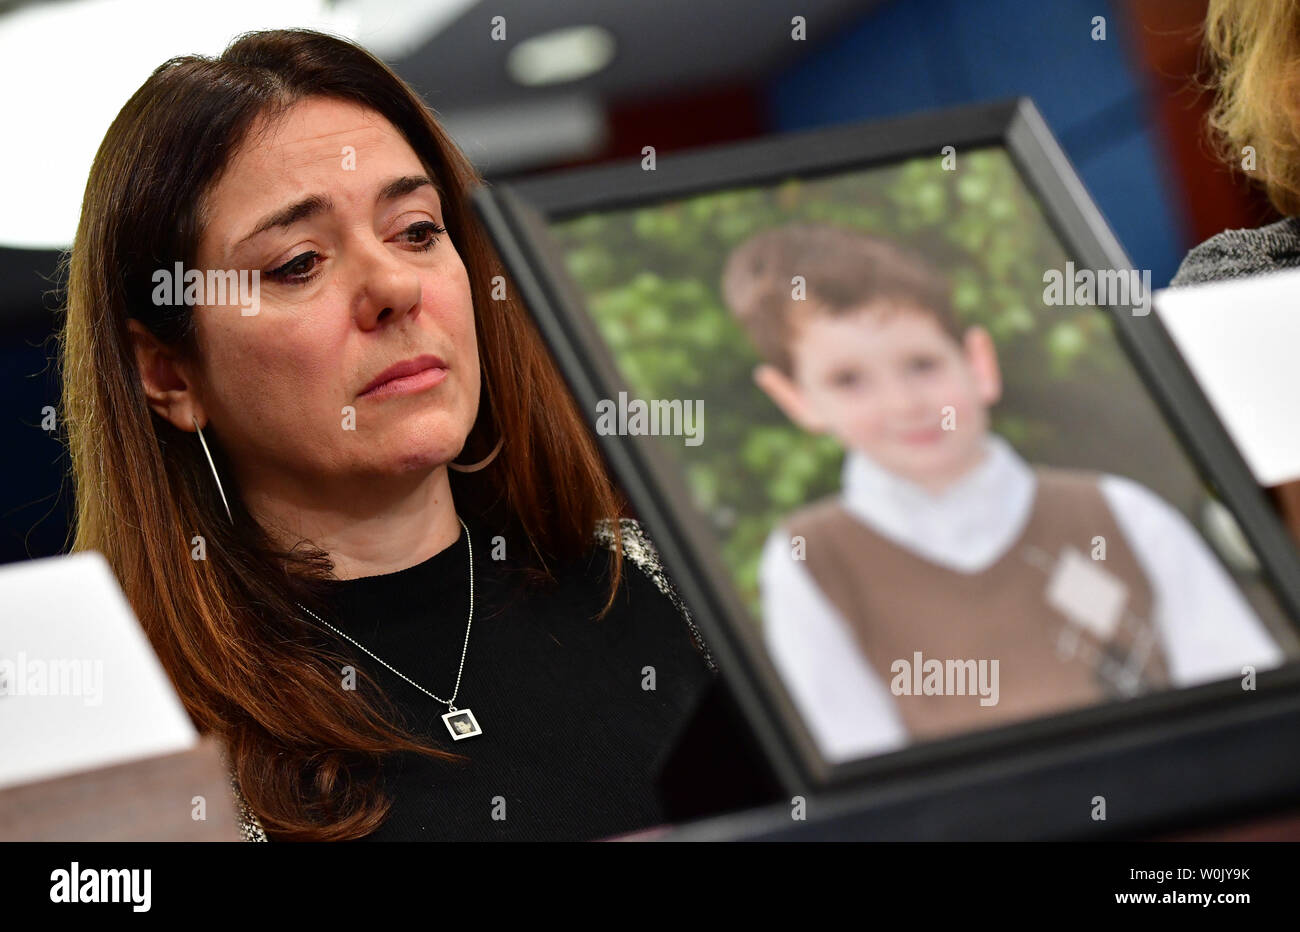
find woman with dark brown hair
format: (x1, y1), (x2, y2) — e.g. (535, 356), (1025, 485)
(56, 27), (716, 841)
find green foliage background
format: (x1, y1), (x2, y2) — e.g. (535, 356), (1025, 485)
(548, 148), (1207, 622)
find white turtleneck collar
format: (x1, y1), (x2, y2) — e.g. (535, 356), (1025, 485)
(839, 433), (1037, 574)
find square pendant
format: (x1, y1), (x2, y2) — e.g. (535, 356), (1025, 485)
(443, 708), (481, 740)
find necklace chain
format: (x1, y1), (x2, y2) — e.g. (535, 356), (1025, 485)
(295, 516), (474, 711)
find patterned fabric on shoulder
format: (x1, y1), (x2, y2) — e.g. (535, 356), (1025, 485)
(229, 768), (269, 842)
(593, 516), (718, 673)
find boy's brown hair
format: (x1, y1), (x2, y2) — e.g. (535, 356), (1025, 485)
(720, 222), (963, 377)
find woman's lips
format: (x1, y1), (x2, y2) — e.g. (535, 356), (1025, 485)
(359, 365), (448, 399)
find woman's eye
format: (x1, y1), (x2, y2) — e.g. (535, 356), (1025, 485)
(398, 220), (446, 250)
(267, 250), (321, 284)
(263, 222), (443, 285)
(908, 356), (939, 373)
(830, 369), (861, 388)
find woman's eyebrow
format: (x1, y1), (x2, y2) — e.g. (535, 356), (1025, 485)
(232, 175), (437, 251)
(379, 174), (437, 203)
(236, 193), (333, 248)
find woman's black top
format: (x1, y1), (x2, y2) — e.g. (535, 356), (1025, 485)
(303, 513), (717, 841)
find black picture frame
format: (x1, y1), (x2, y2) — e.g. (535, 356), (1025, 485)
(470, 97), (1300, 838)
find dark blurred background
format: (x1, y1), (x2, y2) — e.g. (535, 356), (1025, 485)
(0, 0), (1275, 566)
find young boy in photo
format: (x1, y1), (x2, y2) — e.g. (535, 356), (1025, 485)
(720, 222), (1284, 763)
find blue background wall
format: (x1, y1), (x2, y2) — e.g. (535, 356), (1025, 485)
(765, 0), (1186, 288)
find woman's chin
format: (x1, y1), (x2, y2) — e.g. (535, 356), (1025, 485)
(376, 442), (469, 475)
(366, 415), (474, 470)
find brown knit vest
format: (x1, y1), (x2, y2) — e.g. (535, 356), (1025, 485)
(782, 468), (1170, 743)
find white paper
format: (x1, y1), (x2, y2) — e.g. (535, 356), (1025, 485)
(1155, 269), (1300, 486)
(0, 550), (198, 791)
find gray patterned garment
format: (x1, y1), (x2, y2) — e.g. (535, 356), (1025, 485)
(1168, 215), (1300, 287)
(229, 516), (712, 842)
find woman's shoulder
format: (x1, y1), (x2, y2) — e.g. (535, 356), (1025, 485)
(592, 517), (717, 674)
(1169, 216), (1300, 287)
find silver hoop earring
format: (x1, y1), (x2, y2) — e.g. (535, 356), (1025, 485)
(192, 415), (234, 524)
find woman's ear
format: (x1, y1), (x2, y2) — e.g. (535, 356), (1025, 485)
(962, 325), (1002, 406)
(126, 319), (205, 430)
(753, 363), (825, 433)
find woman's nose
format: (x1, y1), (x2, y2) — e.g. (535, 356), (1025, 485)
(351, 236), (423, 328)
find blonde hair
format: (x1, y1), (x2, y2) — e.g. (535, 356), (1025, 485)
(1204, 0), (1300, 214)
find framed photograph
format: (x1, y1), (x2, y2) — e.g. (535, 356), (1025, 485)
(471, 98), (1300, 837)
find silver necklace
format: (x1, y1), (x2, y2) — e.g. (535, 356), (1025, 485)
(295, 515), (482, 741)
